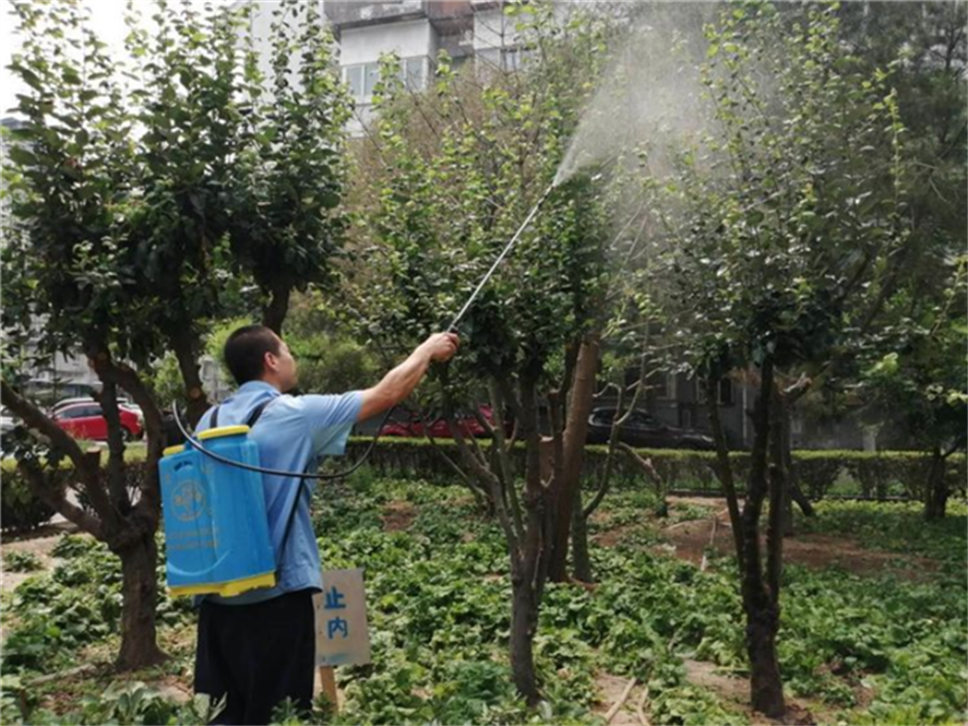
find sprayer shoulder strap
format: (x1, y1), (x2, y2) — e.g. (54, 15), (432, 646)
(208, 398), (303, 566)
(208, 398), (275, 430)
(242, 396), (305, 571)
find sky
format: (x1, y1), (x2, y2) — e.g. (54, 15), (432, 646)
(0, 0), (239, 119)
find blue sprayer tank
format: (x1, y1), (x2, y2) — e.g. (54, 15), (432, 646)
(159, 425), (276, 597)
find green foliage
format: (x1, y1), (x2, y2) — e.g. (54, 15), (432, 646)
(3, 478), (965, 724)
(3, 551), (43, 573)
(347, 3), (615, 401)
(858, 256), (967, 458)
(227, 0), (351, 332)
(649, 1), (907, 380)
(283, 292), (381, 394)
(0, 467), (55, 533)
(2, 682), (226, 726)
(2, 0), (350, 407)
(343, 437), (967, 500)
(2, 0), (352, 668)
(1, 535), (192, 676)
(796, 500), (968, 564)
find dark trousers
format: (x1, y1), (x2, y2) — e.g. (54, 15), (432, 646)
(195, 589), (316, 725)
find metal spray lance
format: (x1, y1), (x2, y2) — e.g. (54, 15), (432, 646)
(172, 183), (557, 479)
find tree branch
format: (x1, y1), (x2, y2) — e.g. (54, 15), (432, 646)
(1, 379), (86, 468)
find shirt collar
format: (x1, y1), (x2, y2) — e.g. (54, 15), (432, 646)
(238, 381), (281, 396)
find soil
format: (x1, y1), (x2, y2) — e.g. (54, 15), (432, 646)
(382, 501), (417, 532)
(592, 672), (644, 726)
(0, 523), (82, 593)
(659, 498), (938, 581)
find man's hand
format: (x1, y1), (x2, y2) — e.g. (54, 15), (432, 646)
(419, 332), (460, 363)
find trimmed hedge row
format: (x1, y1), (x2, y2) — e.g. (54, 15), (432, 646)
(344, 437), (968, 501)
(1, 461), (57, 533)
(4, 440), (964, 533)
(1, 458), (149, 534)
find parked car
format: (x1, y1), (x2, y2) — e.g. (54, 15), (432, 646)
(0, 407), (16, 435)
(52, 402), (143, 441)
(378, 406), (503, 439)
(586, 407), (715, 450)
(0, 407), (18, 454)
(51, 396), (144, 426)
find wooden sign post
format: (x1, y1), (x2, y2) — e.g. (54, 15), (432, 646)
(314, 568), (371, 712)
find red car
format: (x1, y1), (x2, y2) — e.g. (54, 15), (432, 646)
(379, 406), (501, 439)
(53, 402), (143, 441)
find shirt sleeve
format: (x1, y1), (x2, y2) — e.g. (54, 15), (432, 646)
(300, 391), (364, 457)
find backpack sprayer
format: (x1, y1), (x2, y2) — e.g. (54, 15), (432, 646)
(160, 183), (555, 597)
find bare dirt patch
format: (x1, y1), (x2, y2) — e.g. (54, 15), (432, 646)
(660, 498), (938, 581)
(592, 672), (643, 726)
(381, 501), (417, 532)
(683, 659), (835, 726)
(1, 525), (84, 593)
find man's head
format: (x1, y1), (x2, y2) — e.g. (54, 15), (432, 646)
(223, 325), (298, 392)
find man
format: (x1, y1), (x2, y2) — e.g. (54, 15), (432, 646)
(193, 324), (459, 724)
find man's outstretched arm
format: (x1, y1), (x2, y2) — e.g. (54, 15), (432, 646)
(357, 333), (460, 422)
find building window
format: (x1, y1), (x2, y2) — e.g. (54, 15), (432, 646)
(342, 57), (429, 102)
(475, 48), (502, 71)
(344, 65), (364, 98)
(662, 373), (677, 400)
(698, 378), (734, 406)
(681, 408), (693, 428)
(404, 57), (425, 90)
(363, 61), (382, 96)
(475, 47), (534, 74)
(502, 47), (534, 72)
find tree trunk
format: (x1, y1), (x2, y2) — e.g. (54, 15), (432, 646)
(509, 576), (539, 706)
(548, 332), (599, 582)
(740, 359), (786, 719)
(507, 369), (555, 706)
(774, 391), (795, 536)
(924, 447), (948, 520)
(171, 331), (209, 426)
(747, 604), (784, 717)
(776, 395), (814, 527)
(115, 533), (167, 670)
(263, 282), (291, 336)
(571, 485), (593, 582)
(705, 377), (744, 571)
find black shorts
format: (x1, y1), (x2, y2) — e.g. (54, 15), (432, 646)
(194, 589), (316, 725)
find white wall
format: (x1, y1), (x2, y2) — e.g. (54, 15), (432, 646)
(340, 18), (436, 66)
(472, 7), (517, 54)
(233, 0), (325, 98)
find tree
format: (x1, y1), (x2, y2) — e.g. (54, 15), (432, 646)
(859, 255), (967, 519)
(1, 0), (349, 670)
(227, 0), (350, 335)
(641, 2), (910, 716)
(346, 3), (615, 703)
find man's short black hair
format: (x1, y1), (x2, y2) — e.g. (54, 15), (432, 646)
(223, 325), (281, 386)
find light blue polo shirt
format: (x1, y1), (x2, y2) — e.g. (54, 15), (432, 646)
(195, 381), (363, 605)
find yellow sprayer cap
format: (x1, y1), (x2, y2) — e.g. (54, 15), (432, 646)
(197, 425), (250, 441)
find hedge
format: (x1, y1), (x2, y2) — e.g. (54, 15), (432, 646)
(2, 462), (57, 533)
(3, 440), (964, 533)
(1, 458), (148, 534)
(343, 437), (968, 501)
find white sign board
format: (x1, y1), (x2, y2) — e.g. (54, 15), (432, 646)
(314, 568), (371, 667)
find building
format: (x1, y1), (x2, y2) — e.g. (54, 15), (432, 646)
(235, 1), (533, 135)
(326, 0), (538, 133)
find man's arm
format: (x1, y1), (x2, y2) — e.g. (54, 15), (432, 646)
(358, 333), (460, 422)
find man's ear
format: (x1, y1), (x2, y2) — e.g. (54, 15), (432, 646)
(264, 350), (277, 372)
